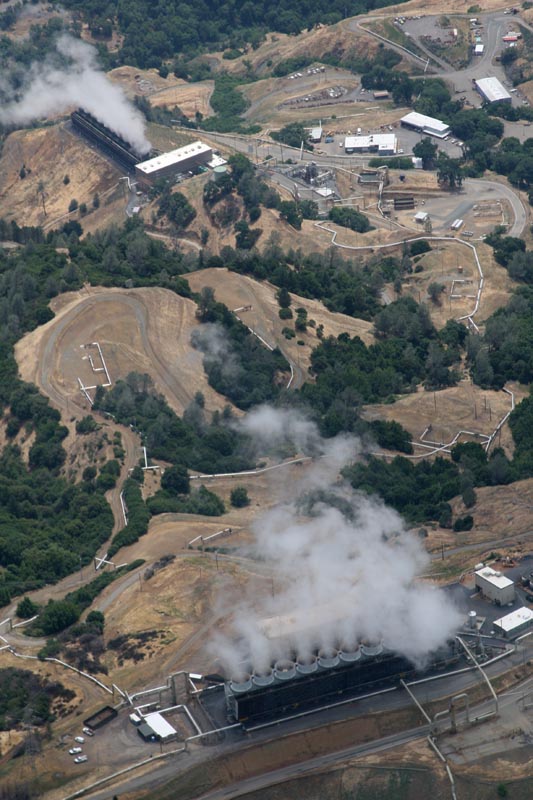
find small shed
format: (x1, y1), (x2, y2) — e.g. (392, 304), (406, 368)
(414, 211), (429, 223)
(137, 722), (158, 742)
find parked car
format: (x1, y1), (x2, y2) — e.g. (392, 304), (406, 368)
(74, 755), (88, 764)
(74, 736), (85, 744)
(82, 728), (95, 737)
(69, 747), (82, 755)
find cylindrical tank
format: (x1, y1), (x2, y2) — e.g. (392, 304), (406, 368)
(296, 655), (318, 675)
(361, 640), (383, 657)
(252, 669), (275, 687)
(274, 660), (297, 681)
(229, 674), (253, 693)
(468, 610), (477, 629)
(339, 644), (362, 663)
(318, 648), (340, 669)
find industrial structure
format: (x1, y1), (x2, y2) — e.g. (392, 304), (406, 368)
(400, 111), (451, 139)
(493, 607), (533, 638)
(71, 109), (154, 170)
(224, 641), (460, 723)
(135, 141), (213, 186)
(309, 126), (323, 143)
(475, 566), (515, 606)
(475, 77), (512, 104)
(344, 133), (397, 154)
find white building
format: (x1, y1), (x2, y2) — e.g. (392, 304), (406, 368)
(475, 566), (515, 605)
(135, 141), (213, 186)
(474, 44), (484, 55)
(344, 133), (397, 155)
(309, 127), (323, 143)
(493, 606), (533, 638)
(400, 111), (450, 139)
(143, 712), (177, 741)
(475, 77), (512, 104)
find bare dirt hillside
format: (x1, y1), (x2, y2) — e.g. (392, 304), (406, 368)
(363, 380), (525, 457)
(107, 66), (215, 119)
(185, 267), (374, 383)
(15, 286), (230, 419)
(0, 124), (124, 229)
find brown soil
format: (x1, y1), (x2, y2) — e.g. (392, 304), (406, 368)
(0, 124), (123, 229)
(15, 286), (230, 419)
(363, 379), (526, 456)
(185, 267), (374, 381)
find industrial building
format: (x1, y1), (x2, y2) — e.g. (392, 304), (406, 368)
(136, 712), (177, 742)
(400, 111), (451, 139)
(475, 77), (512, 104)
(135, 141), (213, 186)
(71, 109), (153, 170)
(344, 133), (397, 155)
(309, 126), (323, 143)
(493, 607), (533, 638)
(224, 641), (460, 723)
(475, 566), (515, 605)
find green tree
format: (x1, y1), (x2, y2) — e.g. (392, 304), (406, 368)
(328, 206), (371, 233)
(279, 201), (303, 230)
(161, 464), (190, 495)
(16, 597), (38, 619)
(230, 486), (250, 507)
(436, 152), (463, 189)
(413, 137), (438, 169)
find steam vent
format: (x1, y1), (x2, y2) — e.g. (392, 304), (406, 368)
(224, 640), (459, 723)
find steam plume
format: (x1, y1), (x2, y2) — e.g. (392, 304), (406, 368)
(212, 409), (461, 678)
(0, 34), (151, 154)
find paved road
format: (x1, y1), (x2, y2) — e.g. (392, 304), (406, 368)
(76, 636), (533, 800)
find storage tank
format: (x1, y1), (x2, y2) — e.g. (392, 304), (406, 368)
(252, 669), (275, 687)
(274, 660), (297, 681)
(361, 640), (384, 657)
(317, 648), (340, 669)
(229, 673), (253, 693)
(468, 611), (477, 630)
(296, 655), (318, 675)
(339, 644), (362, 663)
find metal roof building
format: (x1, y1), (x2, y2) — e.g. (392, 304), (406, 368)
(344, 133), (396, 154)
(475, 77), (512, 104)
(143, 712), (177, 741)
(493, 606), (533, 638)
(309, 127), (323, 143)
(400, 112), (450, 139)
(475, 566), (515, 605)
(135, 141), (212, 185)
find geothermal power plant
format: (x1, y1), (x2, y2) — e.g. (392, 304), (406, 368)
(223, 613), (461, 723)
(71, 108), (155, 170)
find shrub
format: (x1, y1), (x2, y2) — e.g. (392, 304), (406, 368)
(16, 596), (38, 619)
(230, 487), (250, 507)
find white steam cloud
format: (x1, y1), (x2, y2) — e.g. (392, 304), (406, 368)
(212, 409), (461, 679)
(0, 34), (151, 155)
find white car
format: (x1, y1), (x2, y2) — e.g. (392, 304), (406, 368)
(82, 728), (95, 737)
(74, 755), (88, 764)
(69, 747), (82, 755)
(74, 736), (85, 744)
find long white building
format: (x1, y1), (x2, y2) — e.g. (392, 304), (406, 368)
(475, 77), (512, 104)
(135, 141), (212, 186)
(400, 111), (450, 139)
(344, 133), (397, 155)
